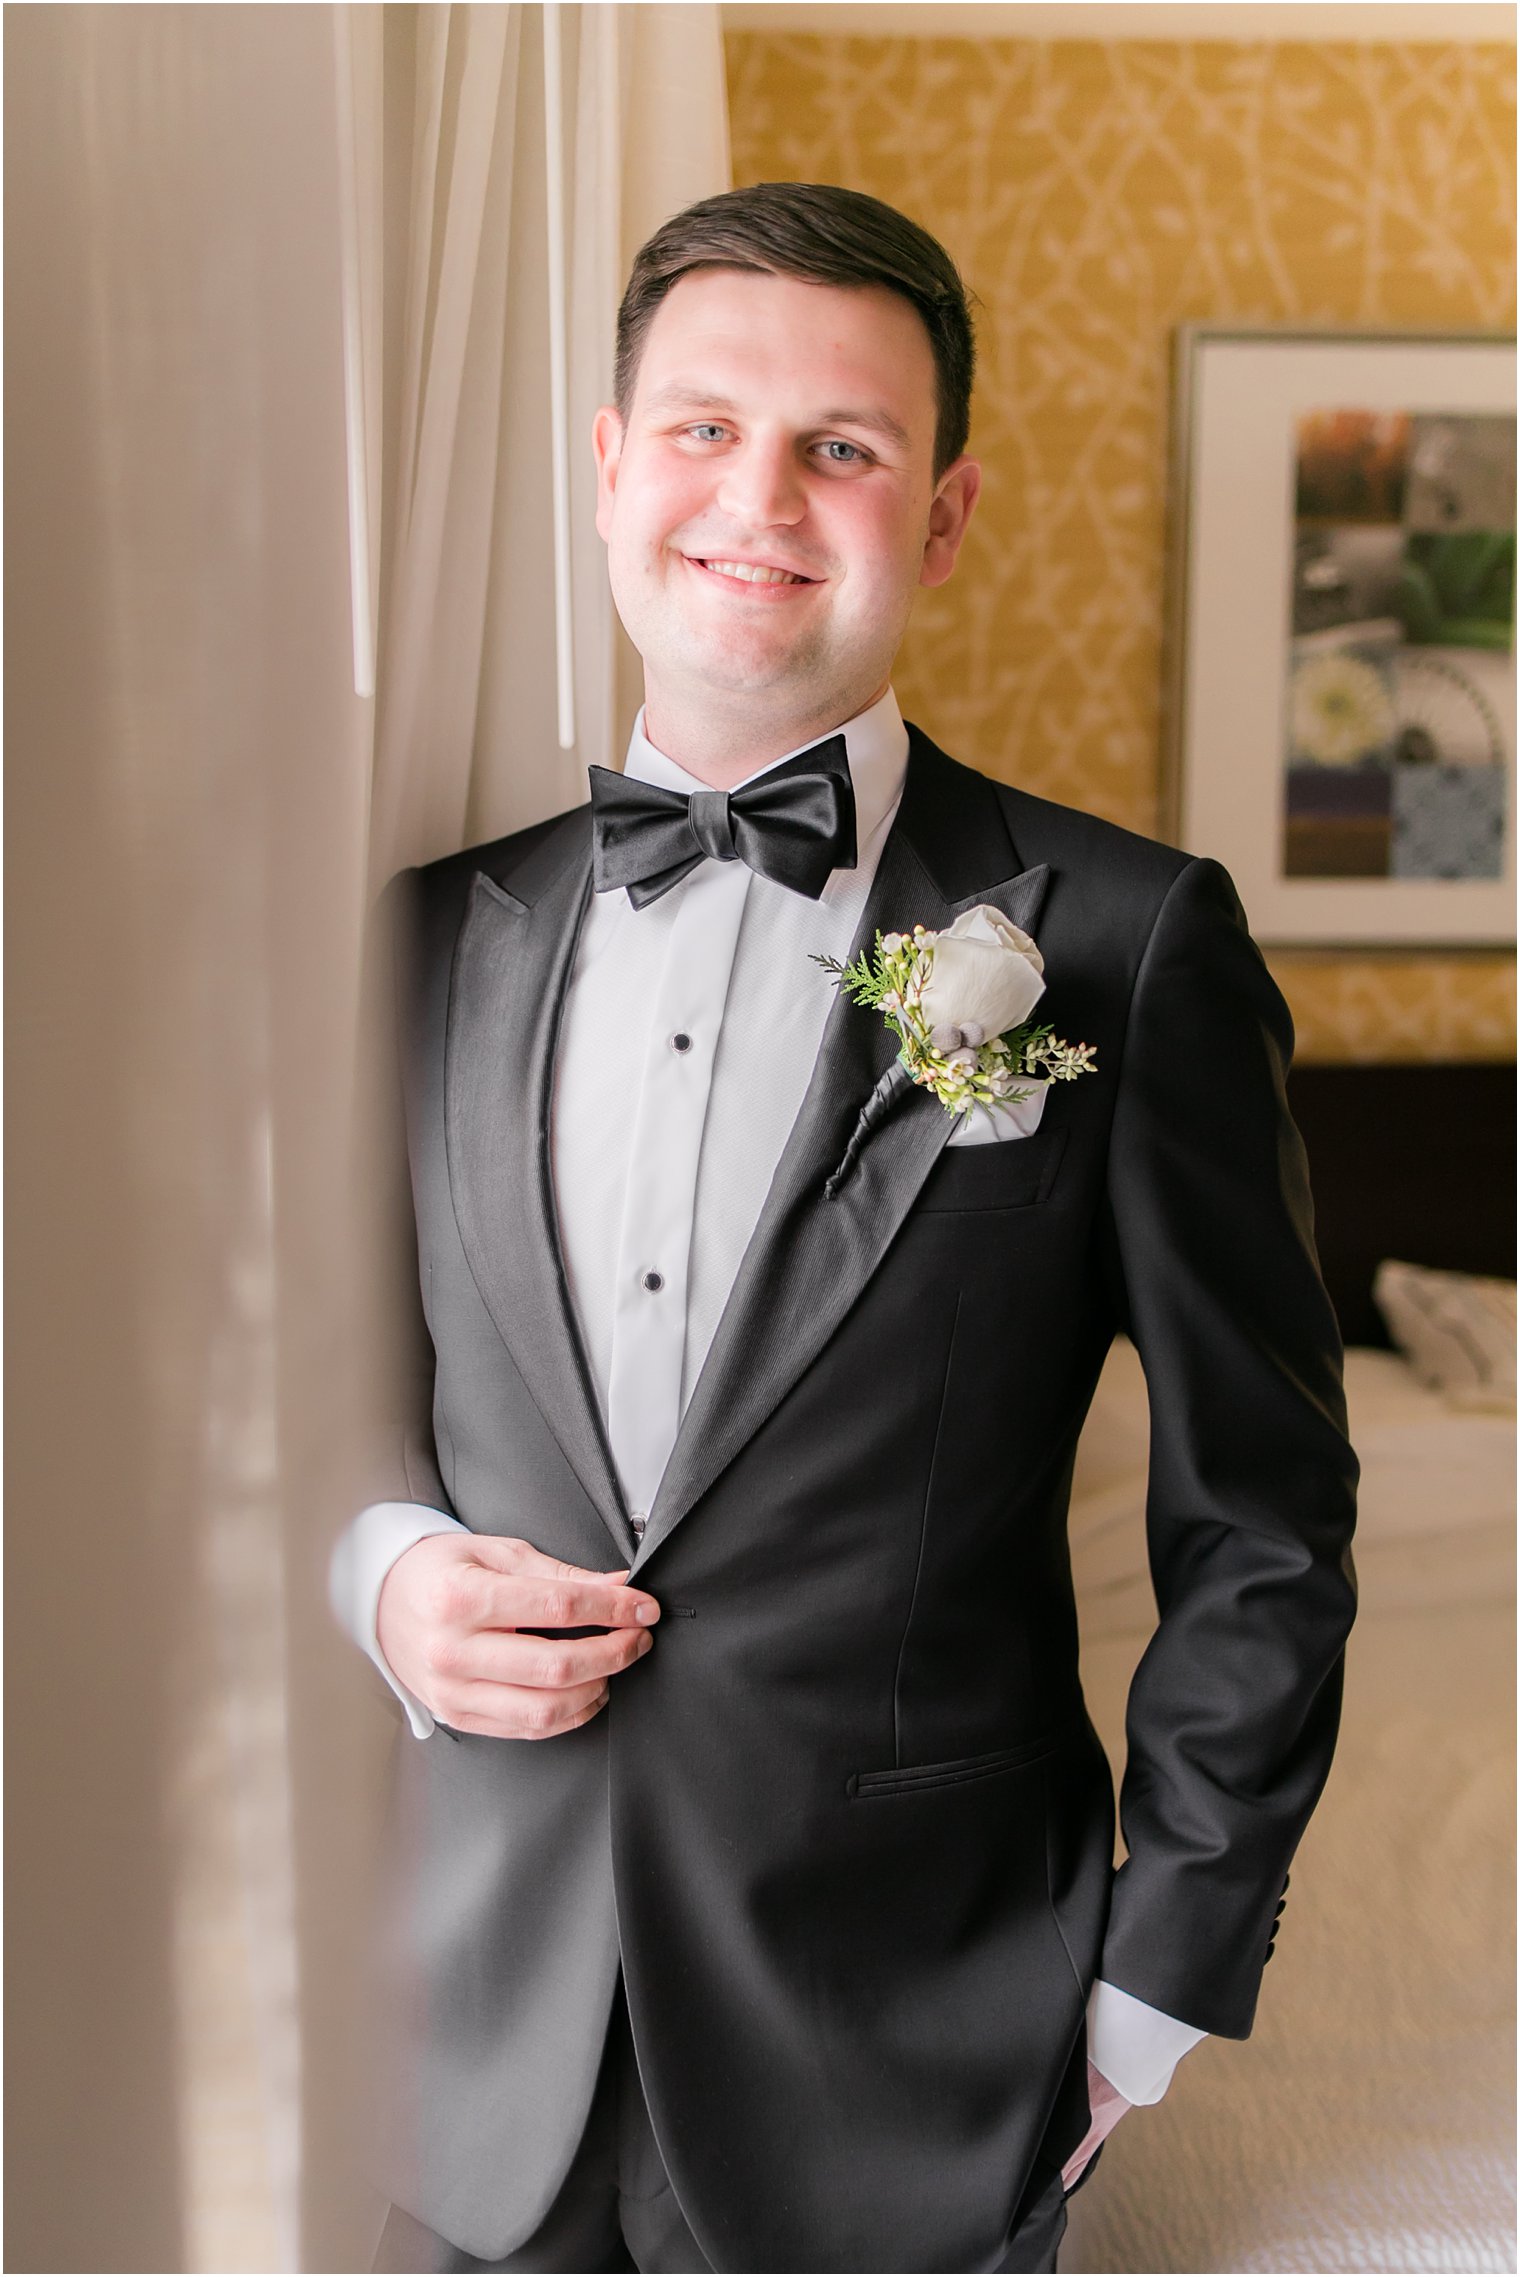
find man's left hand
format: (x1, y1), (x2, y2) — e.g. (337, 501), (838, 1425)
(1061, 2060), (1131, 2190)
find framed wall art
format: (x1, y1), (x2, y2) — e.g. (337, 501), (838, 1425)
(1162, 324), (1516, 947)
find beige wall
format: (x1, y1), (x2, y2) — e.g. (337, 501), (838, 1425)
(726, 33), (1516, 1061)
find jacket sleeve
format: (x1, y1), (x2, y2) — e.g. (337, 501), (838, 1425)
(1096, 853), (1359, 2040)
(351, 866), (457, 1519)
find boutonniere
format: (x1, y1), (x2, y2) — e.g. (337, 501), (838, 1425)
(813, 906), (1096, 1196)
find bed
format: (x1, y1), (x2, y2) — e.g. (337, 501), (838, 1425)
(1061, 1062), (1516, 2275)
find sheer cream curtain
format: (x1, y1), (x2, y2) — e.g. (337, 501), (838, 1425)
(5, 6), (727, 2270)
(357, 2), (731, 883)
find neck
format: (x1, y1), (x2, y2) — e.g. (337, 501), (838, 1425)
(640, 677), (891, 790)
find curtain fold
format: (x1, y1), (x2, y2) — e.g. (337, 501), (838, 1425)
(365, 3), (731, 884)
(6, 5), (727, 2268)
(8, 7), (372, 2268)
(368, 6), (521, 877)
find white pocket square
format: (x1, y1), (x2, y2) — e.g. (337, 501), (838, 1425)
(945, 1078), (1050, 1147)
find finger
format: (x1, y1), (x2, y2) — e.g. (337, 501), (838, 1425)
(1061, 2132), (1097, 2190)
(468, 1536), (630, 1584)
(471, 1572), (661, 1632)
(443, 1676), (610, 1741)
(1084, 2062), (1131, 2123)
(446, 1625), (653, 1692)
(1061, 2096), (1127, 2190)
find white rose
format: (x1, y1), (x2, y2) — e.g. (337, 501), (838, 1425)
(916, 903), (1045, 1041)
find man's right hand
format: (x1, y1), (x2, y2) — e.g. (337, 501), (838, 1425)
(376, 1533), (660, 1739)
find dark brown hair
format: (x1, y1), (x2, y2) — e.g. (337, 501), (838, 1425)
(614, 182), (977, 478)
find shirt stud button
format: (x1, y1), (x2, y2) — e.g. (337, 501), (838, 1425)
(642, 1269), (664, 1293)
(669, 1031), (693, 1053)
(630, 1511), (647, 1540)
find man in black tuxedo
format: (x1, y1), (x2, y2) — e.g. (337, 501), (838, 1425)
(334, 184), (1358, 2274)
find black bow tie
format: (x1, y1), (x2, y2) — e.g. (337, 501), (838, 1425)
(588, 736), (857, 911)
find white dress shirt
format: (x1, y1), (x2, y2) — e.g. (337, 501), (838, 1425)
(327, 686), (1206, 2107)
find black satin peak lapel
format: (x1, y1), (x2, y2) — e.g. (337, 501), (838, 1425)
(633, 731), (1053, 1569)
(443, 811), (635, 1560)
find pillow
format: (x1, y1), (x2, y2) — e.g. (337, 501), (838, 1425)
(1372, 1259), (1517, 1414)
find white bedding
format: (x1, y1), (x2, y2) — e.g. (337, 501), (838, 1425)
(1061, 1339), (1516, 2275)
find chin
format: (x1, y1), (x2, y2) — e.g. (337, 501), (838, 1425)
(693, 652), (834, 706)
(711, 609), (848, 674)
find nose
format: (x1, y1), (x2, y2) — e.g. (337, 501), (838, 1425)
(714, 433), (806, 530)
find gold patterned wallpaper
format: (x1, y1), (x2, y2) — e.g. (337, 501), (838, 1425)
(726, 34), (1516, 1061)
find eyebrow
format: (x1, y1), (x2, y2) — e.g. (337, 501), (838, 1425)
(640, 385), (913, 453)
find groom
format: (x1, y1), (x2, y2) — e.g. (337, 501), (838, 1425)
(334, 183), (1358, 2274)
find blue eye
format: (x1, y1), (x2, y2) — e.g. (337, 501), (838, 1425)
(687, 424), (727, 443)
(818, 439), (867, 464)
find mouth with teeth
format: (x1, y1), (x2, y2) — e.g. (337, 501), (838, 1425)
(688, 555), (820, 594)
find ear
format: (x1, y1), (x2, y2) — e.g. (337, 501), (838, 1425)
(919, 456), (982, 590)
(593, 406), (625, 542)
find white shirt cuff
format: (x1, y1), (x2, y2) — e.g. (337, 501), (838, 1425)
(327, 1501), (469, 1739)
(1085, 1978), (1208, 2105)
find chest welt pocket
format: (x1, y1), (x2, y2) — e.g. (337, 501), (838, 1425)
(914, 1125), (1068, 1215)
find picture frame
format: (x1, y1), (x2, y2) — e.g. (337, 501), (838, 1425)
(1161, 323), (1516, 948)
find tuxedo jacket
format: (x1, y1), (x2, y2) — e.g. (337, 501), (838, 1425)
(361, 724), (1359, 2272)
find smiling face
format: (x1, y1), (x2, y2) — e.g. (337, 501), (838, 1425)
(593, 267), (980, 782)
